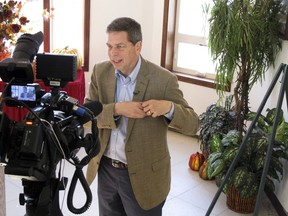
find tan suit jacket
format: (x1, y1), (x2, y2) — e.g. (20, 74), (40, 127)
(85, 57), (199, 210)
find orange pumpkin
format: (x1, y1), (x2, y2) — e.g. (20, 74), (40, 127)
(189, 152), (205, 171)
(199, 161), (211, 180)
(52, 46), (83, 70)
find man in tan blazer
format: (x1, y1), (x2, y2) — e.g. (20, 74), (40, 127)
(85, 17), (199, 216)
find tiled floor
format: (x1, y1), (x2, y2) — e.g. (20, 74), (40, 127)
(4, 130), (280, 215)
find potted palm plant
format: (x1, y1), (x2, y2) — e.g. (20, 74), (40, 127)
(208, 0), (285, 135)
(198, 0), (288, 213)
(199, 0), (286, 160)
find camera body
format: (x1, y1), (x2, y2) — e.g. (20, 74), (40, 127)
(0, 32), (100, 215)
(0, 52), (81, 181)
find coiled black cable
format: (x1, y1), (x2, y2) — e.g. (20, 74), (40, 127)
(66, 118), (100, 214)
(66, 156), (92, 214)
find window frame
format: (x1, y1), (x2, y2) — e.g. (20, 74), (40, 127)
(43, 0), (90, 71)
(161, 0), (230, 91)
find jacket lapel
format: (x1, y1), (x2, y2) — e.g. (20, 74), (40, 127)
(107, 68), (116, 103)
(126, 59), (150, 141)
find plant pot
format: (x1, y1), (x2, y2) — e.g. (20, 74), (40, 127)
(226, 187), (256, 214)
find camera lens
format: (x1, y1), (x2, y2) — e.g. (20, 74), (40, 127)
(12, 31), (44, 62)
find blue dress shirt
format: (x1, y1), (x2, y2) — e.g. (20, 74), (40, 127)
(104, 57), (174, 164)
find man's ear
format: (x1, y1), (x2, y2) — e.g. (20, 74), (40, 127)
(135, 41), (142, 53)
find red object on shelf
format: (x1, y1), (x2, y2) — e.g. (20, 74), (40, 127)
(0, 69), (85, 122)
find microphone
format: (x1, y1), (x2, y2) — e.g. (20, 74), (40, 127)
(82, 101), (103, 118)
(58, 99), (103, 124)
(133, 90), (140, 95)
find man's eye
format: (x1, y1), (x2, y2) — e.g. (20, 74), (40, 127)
(116, 45), (125, 49)
(107, 44), (126, 50)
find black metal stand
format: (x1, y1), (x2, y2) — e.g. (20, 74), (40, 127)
(205, 63), (288, 216)
(22, 178), (64, 216)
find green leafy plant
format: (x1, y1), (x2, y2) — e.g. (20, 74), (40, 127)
(207, 108), (288, 198)
(199, 95), (236, 157)
(208, 0), (285, 135)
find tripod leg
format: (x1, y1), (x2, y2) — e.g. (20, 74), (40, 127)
(22, 179), (64, 216)
(21, 181), (49, 216)
(253, 64), (288, 215)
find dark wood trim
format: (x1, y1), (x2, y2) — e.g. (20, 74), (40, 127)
(43, 0), (50, 52)
(161, 0), (176, 71)
(161, 0), (228, 91)
(161, 0), (169, 68)
(83, 0), (90, 71)
(174, 71), (232, 92)
(161, 0), (216, 89)
(174, 71), (216, 89)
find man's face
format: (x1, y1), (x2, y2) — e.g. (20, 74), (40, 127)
(106, 31), (141, 76)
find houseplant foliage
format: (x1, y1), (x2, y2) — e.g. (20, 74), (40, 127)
(206, 108), (288, 199)
(199, 95), (236, 157)
(201, 1), (287, 212)
(208, 0), (285, 135)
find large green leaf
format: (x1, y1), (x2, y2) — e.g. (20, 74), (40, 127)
(253, 136), (268, 154)
(275, 121), (288, 148)
(207, 152), (223, 179)
(268, 156), (283, 181)
(265, 108), (283, 126)
(209, 134), (224, 153)
(230, 166), (250, 188)
(222, 145), (239, 163)
(221, 130), (240, 146)
(210, 159), (225, 178)
(230, 167), (258, 198)
(207, 152), (222, 164)
(247, 112), (267, 132)
(238, 179), (258, 198)
(252, 154), (265, 172)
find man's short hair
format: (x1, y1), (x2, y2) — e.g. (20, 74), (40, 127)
(106, 17), (142, 45)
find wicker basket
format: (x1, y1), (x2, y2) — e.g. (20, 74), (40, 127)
(226, 187), (256, 214)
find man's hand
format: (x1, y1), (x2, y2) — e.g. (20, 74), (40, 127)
(142, 100), (172, 118)
(114, 101), (146, 118)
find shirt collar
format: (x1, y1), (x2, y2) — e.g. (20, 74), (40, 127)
(115, 57), (141, 83)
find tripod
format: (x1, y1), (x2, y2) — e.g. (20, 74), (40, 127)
(21, 177), (66, 216)
(206, 63), (288, 216)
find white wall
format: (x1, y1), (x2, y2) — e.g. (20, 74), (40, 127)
(87, 0), (165, 92)
(88, 0), (288, 209)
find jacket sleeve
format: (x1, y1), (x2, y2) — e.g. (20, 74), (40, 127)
(164, 74), (199, 136)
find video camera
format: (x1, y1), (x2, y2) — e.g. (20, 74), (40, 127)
(0, 32), (101, 216)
